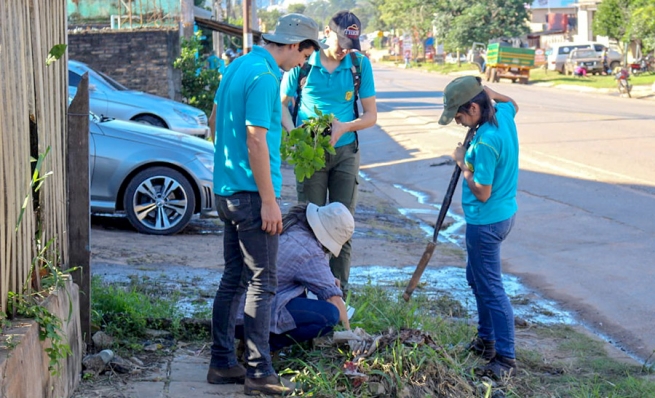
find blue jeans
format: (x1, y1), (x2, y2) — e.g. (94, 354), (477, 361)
(465, 215), (516, 359)
(236, 297), (339, 352)
(211, 193), (278, 378)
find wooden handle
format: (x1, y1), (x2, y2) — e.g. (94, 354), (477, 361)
(403, 241), (436, 301)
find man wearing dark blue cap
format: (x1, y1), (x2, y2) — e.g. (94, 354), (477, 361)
(280, 11), (378, 292)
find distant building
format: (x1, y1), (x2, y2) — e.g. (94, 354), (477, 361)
(528, 0), (578, 33)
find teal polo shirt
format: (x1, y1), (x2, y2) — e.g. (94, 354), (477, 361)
(281, 51), (376, 148)
(462, 102), (519, 225)
(213, 46), (283, 197)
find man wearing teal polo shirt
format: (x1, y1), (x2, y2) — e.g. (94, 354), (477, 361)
(280, 11), (378, 290)
(207, 13), (325, 396)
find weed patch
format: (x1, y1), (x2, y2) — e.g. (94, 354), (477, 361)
(272, 285), (655, 397)
(91, 276), (183, 340)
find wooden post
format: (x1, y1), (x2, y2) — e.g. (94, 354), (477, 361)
(180, 0), (194, 38)
(67, 73), (91, 346)
(243, 0), (252, 54)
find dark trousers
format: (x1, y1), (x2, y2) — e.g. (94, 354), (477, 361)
(236, 297), (340, 352)
(210, 192), (278, 378)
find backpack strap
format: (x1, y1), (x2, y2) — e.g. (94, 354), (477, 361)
(349, 52), (363, 152)
(291, 62), (312, 124)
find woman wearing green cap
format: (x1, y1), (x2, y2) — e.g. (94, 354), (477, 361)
(439, 76), (519, 379)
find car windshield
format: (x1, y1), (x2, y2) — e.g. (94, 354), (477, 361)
(571, 49), (597, 59)
(95, 69), (129, 91)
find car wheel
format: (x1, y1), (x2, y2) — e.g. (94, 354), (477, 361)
(133, 114), (167, 129)
(124, 167), (196, 235)
(610, 61), (620, 71)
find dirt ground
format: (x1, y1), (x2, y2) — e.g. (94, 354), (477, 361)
(80, 165), (641, 397)
(90, 164), (461, 272)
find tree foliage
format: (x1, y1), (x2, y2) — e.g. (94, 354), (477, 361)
(258, 8), (282, 32)
(288, 3), (307, 14)
(593, 0), (655, 54)
(376, 0), (528, 52)
(592, 0), (632, 43)
(436, 0), (530, 51)
(173, 31), (221, 117)
(303, 0), (359, 30)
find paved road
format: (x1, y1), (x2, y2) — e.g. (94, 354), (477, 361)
(359, 65), (655, 361)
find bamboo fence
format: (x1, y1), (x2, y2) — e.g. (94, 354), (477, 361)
(0, 0), (69, 314)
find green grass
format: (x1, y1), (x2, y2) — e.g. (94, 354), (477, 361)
(274, 285), (655, 397)
(89, 276), (655, 397)
(529, 68), (655, 88)
(91, 276), (184, 341)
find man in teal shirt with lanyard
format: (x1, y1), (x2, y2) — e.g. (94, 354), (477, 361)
(207, 14), (324, 396)
(280, 11), (378, 291)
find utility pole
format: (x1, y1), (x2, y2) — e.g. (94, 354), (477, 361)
(180, 0), (194, 38)
(243, 0), (252, 54)
(213, 0), (224, 57)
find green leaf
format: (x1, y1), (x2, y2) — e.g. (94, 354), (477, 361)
(46, 44), (67, 67)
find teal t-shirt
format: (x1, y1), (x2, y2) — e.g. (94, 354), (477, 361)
(213, 46), (283, 197)
(462, 102), (519, 225)
(281, 51), (375, 148)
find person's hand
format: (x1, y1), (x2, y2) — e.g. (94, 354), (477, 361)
(260, 201), (282, 235)
(483, 85), (496, 100)
(330, 119), (348, 146)
(335, 278), (341, 289)
(452, 143), (466, 164)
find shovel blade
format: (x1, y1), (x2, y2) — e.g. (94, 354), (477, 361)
(403, 241), (437, 301)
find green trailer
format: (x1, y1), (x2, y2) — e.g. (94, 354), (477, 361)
(485, 43), (535, 84)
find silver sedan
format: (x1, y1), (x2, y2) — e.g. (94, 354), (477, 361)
(89, 112), (215, 235)
(69, 59), (210, 138)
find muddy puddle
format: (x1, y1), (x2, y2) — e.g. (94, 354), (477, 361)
(93, 261), (574, 327)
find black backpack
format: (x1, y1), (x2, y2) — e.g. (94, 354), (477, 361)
(291, 52), (363, 151)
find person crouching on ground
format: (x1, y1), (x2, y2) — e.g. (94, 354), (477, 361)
(574, 62), (588, 78)
(235, 202), (353, 352)
(438, 76), (520, 379)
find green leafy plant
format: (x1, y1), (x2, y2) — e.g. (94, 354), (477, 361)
(281, 107), (336, 182)
(6, 147), (73, 376)
(17, 147), (53, 230)
(173, 30), (220, 116)
(91, 276), (183, 340)
(8, 292), (72, 375)
(0, 311), (9, 335)
(46, 44), (67, 66)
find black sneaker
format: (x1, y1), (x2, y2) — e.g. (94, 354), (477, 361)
(481, 355), (517, 379)
(466, 336), (496, 360)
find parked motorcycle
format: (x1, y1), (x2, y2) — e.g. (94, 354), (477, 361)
(629, 55), (654, 75)
(614, 67), (632, 98)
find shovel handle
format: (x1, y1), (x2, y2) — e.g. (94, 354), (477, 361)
(403, 127), (477, 302)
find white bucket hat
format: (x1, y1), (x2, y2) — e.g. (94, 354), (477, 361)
(306, 202), (354, 257)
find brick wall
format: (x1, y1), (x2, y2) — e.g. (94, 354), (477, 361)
(68, 28), (181, 100)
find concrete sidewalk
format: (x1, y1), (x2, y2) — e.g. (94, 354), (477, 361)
(104, 350), (251, 398)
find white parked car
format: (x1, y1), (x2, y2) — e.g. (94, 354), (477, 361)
(68, 60), (210, 138)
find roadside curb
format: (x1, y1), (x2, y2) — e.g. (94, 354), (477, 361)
(531, 81), (655, 101)
(377, 63), (655, 101)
